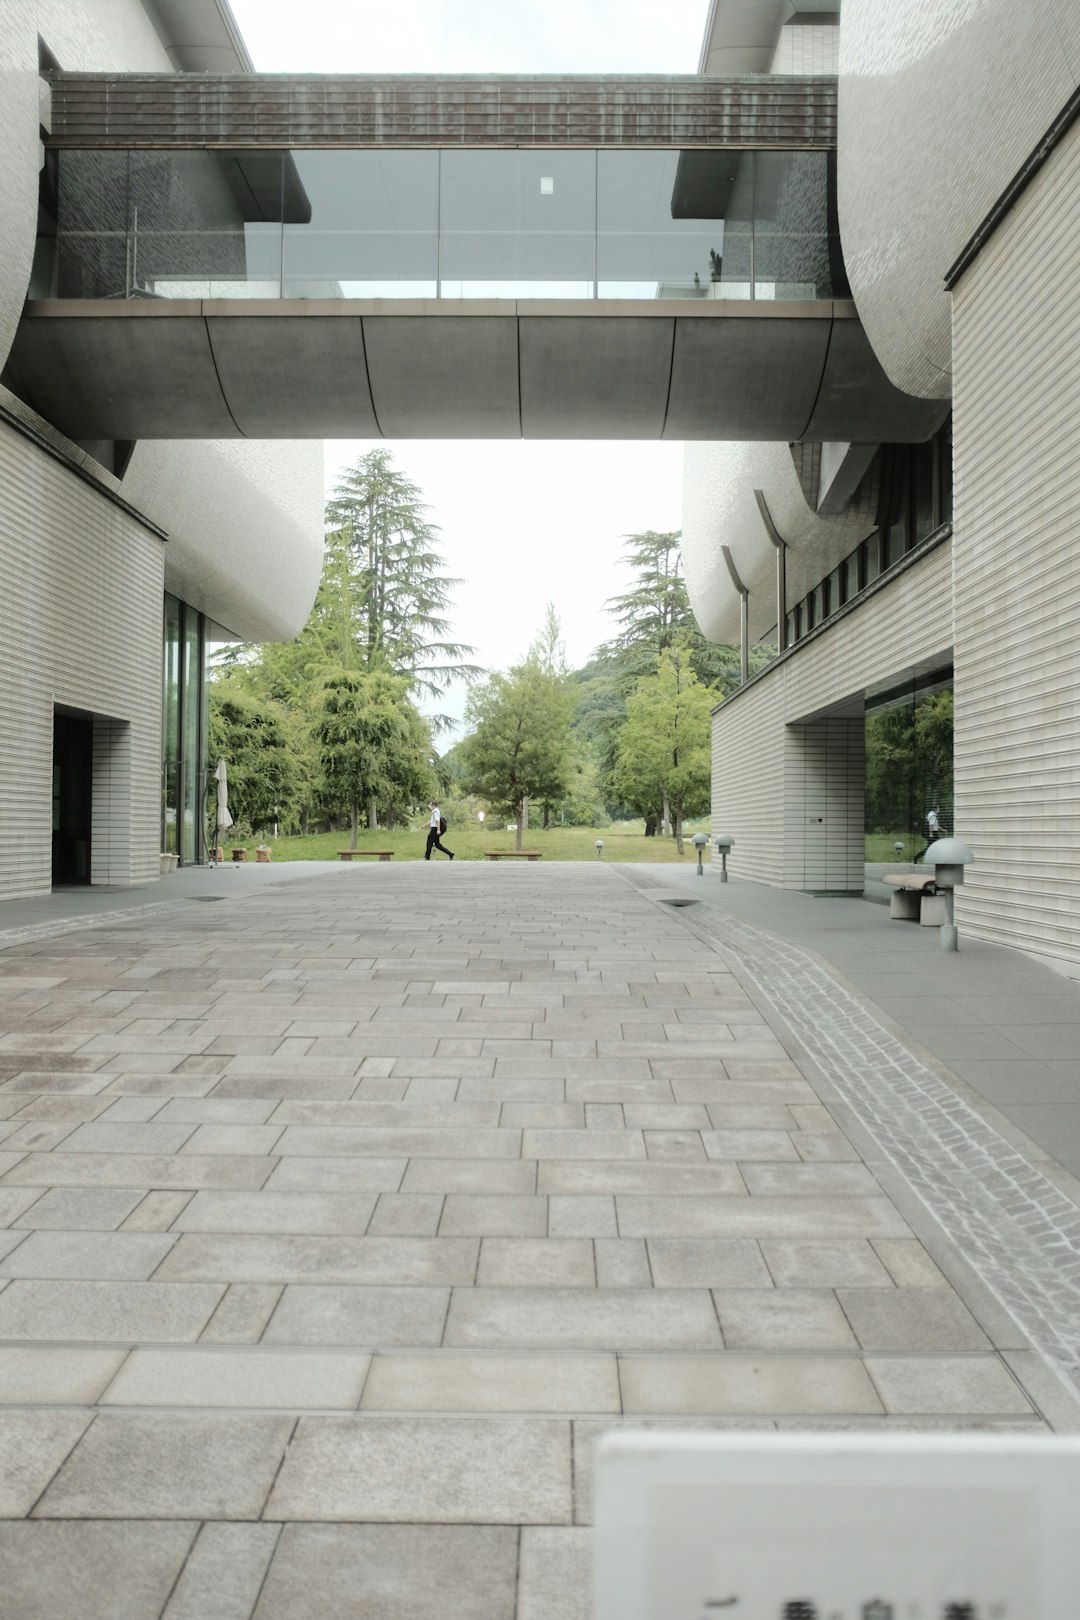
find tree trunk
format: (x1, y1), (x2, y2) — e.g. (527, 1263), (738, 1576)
(674, 807), (684, 856)
(515, 799), (525, 851)
(542, 804), (551, 830)
(350, 801), (359, 851)
(367, 795), (378, 831)
(644, 816), (657, 838)
(661, 794), (670, 838)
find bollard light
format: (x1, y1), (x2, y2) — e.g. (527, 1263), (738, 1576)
(714, 834), (735, 883)
(894, 840), (904, 857)
(595, 840), (605, 859)
(921, 837), (974, 951)
(692, 832), (708, 876)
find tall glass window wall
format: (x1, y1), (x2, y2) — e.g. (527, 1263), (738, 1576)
(161, 594), (208, 864)
(41, 147), (843, 303)
(865, 671), (954, 864)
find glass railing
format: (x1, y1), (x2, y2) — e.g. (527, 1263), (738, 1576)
(33, 147), (843, 303)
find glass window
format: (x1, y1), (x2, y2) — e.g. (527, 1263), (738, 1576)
(161, 596), (181, 856)
(912, 439), (935, 546)
(283, 150), (438, 298)
(843, 549), (859, 603)
(440, 149), (595, 298)
(939, 418), (954, 524)
(52, 144), (841, 302)
(864, 671), (953, 863)
(829, 564), (843, 610)
(792, 603), (803, 641)
(864, 535), (881, 587)
(598, 150), (729, 300)
(181, 608), (204, 863)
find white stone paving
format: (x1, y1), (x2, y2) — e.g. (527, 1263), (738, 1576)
(0, 861), (1070, 1617)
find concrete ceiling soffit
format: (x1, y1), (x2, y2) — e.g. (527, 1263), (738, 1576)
(518, 316), (673, 438)
(664, 313), (831, 440)
(362, 315), (520, 439)
(206, 316), (379, 437)
(12, 303), (923, 444)
(800, 319), (949, 443)
(7, 312), (240, 441)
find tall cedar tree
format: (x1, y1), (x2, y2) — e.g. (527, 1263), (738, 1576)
(323, 450), (480, 708)
(210, 451), (477, 832)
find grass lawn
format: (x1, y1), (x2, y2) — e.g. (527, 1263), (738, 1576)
(225, 822), (710, 864)
(865, 832), (923, 862)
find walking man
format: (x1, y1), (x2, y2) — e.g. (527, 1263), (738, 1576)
(425, 801), (454, 860)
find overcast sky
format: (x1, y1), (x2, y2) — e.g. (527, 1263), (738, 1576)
(228, 1), (709, 729)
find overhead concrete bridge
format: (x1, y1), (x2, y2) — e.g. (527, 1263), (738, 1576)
(7, 71), (944, 443)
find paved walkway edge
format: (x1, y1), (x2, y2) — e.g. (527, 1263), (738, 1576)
(617, 868), (1080, 1425)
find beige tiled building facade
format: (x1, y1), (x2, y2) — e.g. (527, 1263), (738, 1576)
(0, 2), (323, 901)
(683, 0), (1080, 968)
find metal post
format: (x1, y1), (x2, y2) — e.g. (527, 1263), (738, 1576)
(721, 545), (750, 687)
(940, 889), (958, 951)
(739, 588), (749, 685)
(754, 489), (787, 653)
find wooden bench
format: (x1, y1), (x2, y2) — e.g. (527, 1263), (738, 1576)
(485, 850), (542, 861)
(338, 849), (395, 862)
(884, 871), (945, 925)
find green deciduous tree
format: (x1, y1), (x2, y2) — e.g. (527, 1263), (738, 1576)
(574, 531), (739, 828)
(612, 642), (713, 853)
(457, 607), (578, 850)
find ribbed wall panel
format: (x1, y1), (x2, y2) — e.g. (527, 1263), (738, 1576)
(712, 544), (953, 888)
(0, 422), (164, 900)
(47, 72), (838, 150)
(951, 117), (1080, 965)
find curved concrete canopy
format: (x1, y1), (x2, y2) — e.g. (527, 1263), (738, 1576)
(699, 1), (798, 75)
(9, 299), (947, 444)
(839, 0), (1080, 397)
(143, 0), (252, 73)
(683, 437), (880, 644)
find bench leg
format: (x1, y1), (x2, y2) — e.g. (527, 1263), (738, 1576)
(919, 894), (948, 926)
(889, 891), (920, 920)
(378, 853), (392, 861)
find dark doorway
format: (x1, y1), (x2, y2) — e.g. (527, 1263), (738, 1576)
(52, 710), (93, 885)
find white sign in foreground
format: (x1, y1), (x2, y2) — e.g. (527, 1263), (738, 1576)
(594, 1432), (1080, 1619)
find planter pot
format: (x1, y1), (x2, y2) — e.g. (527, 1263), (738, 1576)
(231, 847), (248, 862)
(160, 853), (172, 875)
(256, 849), (271, 863)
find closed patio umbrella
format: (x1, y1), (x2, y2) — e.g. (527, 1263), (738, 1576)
(214, 758), (233, 864)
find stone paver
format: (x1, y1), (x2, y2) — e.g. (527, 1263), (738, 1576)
(0, 861), (1077, 1615)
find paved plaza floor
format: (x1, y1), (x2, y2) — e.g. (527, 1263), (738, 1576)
(0, 861), (1079, 1617)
